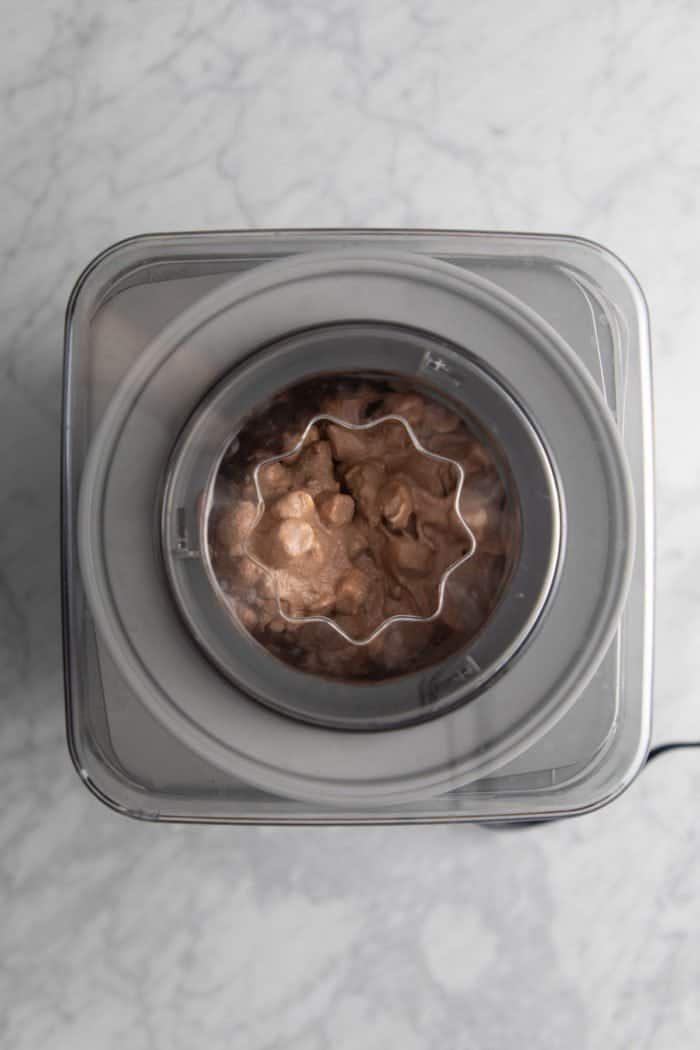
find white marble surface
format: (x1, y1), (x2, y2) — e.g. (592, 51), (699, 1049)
(2, 1), (700, 1046)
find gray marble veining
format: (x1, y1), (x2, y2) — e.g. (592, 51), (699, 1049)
(2, 2), (700, 1047)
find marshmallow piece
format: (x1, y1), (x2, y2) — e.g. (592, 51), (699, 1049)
(276, 519), (316, 558)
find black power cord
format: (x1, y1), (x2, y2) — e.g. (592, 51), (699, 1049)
(646, 741), (700, 764)
(483, 741), (700, 828)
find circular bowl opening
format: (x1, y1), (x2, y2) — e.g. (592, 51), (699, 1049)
(162, 322), (560, 730)
(206, 372), (520, 682)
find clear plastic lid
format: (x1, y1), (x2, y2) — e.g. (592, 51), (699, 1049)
(63, 230), (653, 822)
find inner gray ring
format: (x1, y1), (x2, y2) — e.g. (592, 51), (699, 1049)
(161, 323), (561, 730)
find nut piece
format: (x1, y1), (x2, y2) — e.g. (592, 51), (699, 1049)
(380, 479), (413, 530)
(327, 425), (371, 462)
(335, 567), (370, 615)
(383, 393), (425, 426)
(271, 489), (315, 519)
(258, 461), (293, 498)
(318, 492), (355, 528)
(295, 441), (338, 497)
(276, 519), (316, 558)
(344, 462), (385, 527)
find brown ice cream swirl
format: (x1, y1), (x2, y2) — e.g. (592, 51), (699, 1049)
(209, 379), (517, 680)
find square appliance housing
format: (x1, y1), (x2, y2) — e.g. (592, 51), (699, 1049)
(62, 230), (653, 823)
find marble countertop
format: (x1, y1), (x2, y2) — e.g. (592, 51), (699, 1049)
(2, 2), (700, 1047)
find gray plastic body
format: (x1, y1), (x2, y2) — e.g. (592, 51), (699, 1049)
(62, 230), (653, 822)
(161, 324), (560, 731)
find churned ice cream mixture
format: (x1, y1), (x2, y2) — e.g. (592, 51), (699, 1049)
(208, 377), (518, 679)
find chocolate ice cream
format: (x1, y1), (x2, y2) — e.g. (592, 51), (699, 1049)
(208, 377), (518, 679)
